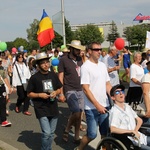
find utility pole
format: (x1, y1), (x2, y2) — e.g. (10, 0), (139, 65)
(61, 0), (66, 45)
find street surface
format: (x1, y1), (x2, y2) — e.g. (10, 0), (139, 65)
(0, 81), (128, 150)
(0, 93), (97, 150)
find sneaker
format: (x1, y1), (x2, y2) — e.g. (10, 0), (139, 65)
(1, 121), (12, 127)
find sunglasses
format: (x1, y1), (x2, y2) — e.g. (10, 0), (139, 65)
(91, 48), (102, 52)
(115, 90), (125, 95)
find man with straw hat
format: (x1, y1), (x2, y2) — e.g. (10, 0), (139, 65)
(27, 52), (62, 150)
(58, 40), (85, 144)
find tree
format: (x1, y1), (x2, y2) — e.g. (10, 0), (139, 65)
(123, 24), (150, 50)
(106, 21), (120, 45)
(26, 19), (39, 42)
(13, 38), (29, 51)
(74, 24), (104, 45)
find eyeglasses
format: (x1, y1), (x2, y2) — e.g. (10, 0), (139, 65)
(115, 90), (125, 95)
(91, 48), (102, 52)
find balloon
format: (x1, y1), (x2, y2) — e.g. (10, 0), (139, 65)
(114, 38), (125, 50)
(19, 45), (24, 52)
(12, 47), (17, 54)
(0, 42), (7, 52)
(51, 59), (59, 66)
(23, 50), (27, 53)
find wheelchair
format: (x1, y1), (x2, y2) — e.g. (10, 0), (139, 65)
(96, 123), (150, 150)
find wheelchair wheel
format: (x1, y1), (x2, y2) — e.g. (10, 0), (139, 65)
(96, 137), (128, 150)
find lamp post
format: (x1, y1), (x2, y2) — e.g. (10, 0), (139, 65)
(61, 0), (66, 45)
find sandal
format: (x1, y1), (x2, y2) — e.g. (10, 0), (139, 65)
(63, 130), (69, 142)
(24, 111), (32, 116)
(80, 125), (86, 132)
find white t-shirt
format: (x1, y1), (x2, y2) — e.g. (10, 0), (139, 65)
(109, 103), (147, 145)
(80, 60), (110, 110)
(130, 64), (144, 87)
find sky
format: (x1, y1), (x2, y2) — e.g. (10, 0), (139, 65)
(0, 0), (150, 42)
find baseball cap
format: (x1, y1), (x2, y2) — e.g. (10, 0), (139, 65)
(110, 84), (125, 96)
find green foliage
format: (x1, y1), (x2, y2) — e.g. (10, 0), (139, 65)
(6, 41), (15, 51)
(26, 19), (39, 42)
(123, 24), (150, 51)
(106, 21), (120, 44)
(74, 24), (104, 45)
(13, 38), (29, 50)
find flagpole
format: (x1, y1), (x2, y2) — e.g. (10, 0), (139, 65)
(61, 0), (66, 45)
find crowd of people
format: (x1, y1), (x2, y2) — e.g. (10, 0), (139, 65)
(0, 41), (150, 150)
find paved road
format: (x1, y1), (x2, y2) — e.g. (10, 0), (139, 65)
(0, 82), (129, 150)
(0, 93), (98, 150)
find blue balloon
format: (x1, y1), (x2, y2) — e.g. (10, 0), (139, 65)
(51, 59), (59, 66)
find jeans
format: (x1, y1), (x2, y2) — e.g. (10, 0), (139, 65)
(85, 108), (109, 139)
(39, 116), (58, 150)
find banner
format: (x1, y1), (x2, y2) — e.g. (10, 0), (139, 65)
(145, 31), (150, 49)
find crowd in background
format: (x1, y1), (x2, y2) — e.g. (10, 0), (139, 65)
(0, 42), (150, 150)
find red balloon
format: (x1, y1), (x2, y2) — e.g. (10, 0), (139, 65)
(114, 38), (125, 50)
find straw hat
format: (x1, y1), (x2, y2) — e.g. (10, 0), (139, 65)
(67, 40), (84, 50)
(61, 45), (70, 52)
(35, 52), (50, 64)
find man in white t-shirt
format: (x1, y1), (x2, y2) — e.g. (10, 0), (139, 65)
(76, 42), (112, 150)
(109, 84), (150, 149)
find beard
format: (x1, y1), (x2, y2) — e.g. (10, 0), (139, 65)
(38, 65), (49, 73)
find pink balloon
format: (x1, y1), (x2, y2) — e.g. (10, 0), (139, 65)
(114, 38), (125, 50)
(12, 47), (17, 54)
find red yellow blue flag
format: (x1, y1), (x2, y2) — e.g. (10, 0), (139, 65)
(37, 9), (55, 47)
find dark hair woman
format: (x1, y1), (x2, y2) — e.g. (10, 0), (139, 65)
(12, 53), (31, 115)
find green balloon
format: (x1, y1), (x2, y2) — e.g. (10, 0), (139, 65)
(0, 42), (7, 52)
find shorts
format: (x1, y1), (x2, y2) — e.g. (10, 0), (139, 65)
(123, 61), (131, 69)
(65, 91), (84, 113)
(85, 108), (109, 139)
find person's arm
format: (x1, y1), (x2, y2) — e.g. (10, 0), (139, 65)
(131, 78), (141, 85)
(82, 84), (107, 113)
(108, 66), (120, 73)
(134, 117), (143, 132)
(28, 88), (60, 99)
(106, 81), (112, 96)
(110, 126), (134, 134)
(58, 72), (66, 102)
(4, 77), (12, 94)
(142, 82), (150, 117)
(128, 50), (132, 55)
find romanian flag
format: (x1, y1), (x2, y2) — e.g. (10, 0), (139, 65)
(37, 9), (55, 47)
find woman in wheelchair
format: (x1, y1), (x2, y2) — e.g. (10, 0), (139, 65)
(108, 84), (150, 150)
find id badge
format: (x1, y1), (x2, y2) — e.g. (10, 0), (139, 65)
(22, 77), (26, 84)
(76, 66), (80, 77)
